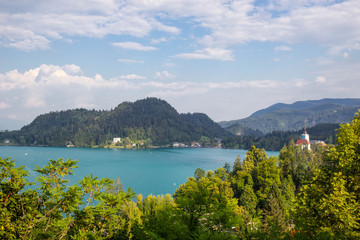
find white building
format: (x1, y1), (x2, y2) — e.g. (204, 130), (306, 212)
(113, 138), (121, 144)
(295, 128), (311, 150)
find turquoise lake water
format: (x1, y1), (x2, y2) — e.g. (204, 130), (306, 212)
(0, 146), (279, 196)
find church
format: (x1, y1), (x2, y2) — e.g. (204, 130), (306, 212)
(295, 127), (311, 150)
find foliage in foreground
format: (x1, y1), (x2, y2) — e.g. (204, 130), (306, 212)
(1, 111), (360, 239)
(0, 157), (245, 239)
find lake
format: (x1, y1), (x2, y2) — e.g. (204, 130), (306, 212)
(0, 146), (279, 196)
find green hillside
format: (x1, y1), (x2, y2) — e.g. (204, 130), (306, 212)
(0, 98), (228, 147)
(220, 98), (360, 134)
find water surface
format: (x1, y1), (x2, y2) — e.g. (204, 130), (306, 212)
(0, 146), (278, 196)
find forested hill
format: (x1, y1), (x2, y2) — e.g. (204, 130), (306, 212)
(219, 98), (360, 134)
(222, 122), (340, 151)
(0, 98), (229, 147)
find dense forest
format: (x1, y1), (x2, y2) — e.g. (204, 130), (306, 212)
(0, 98), (229, 147)
(1, 111), (360, 239)
(222, 123), (339, 151)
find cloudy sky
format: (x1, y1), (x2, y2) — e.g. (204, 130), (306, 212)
(1, 0), (360, 130)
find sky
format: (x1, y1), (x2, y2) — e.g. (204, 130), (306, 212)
(1, 0), (360, 130)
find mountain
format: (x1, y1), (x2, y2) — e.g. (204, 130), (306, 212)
(219, 98), (360, 134)
(224, 123), (264, 137)
(0, 98), (229, 147)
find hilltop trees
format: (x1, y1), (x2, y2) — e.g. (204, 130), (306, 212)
(0, 98), (228, 147)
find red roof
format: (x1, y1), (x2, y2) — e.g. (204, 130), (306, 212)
(296, 139), (310, 145)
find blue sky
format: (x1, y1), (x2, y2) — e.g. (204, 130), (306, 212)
(1, 0), (360, 130)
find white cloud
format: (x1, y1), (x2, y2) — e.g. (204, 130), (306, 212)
(293, 78), (310, 88)
(0, 102), (10, 109)
(343, 52), (349, 58)
(174, 48), (234, 61)
(154, 70), (175, 80)
(151, 37), (167, 44)
(112, 42), (158, 51)
(0, 25), (51, 51)
(317, 57), (334, 65)
(0, 64), (141, 90)
(274, 45), (292, 51)
(315, 76), (327, 83)
(24, 95), (46, 108)
(118, 74), (146, 80)
(316, 62), (360, 89)
(267, 0), (339, 11)
(62, 64), (82, 75)
(0, 0), (359, 56)
(194, 0), (360, 54)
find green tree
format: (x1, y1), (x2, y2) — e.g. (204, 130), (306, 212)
(262, 193), (287, 239)
(199, 136), (211, 147)
(253, 155), (281, 208)
(0, 157), (136, 240)
(174, 174), (243, 239)
(229, 145), (292, 238)
(295, 111), (360, 238)
(194, 168), (205, 181)
(136, 194), (185, 239)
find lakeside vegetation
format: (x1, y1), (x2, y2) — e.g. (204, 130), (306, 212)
(0, 98), (229, 148)
(1, 112), (360, 239)
(221, 123), (339, 151)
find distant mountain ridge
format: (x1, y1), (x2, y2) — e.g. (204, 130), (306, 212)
(250, 98), (360, 117)
(220, 98), (360, 134)
(0, 98), (229, 147)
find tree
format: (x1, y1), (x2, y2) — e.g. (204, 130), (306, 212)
(262, 193), (287, 239)
(295, 111), (360, 238)
(174, 174), (243, 239)
(194, 168), (205, 181)
(0, 158), (82, 239)
(0, 157), (136, 240)
(199, 136), (211, 147)
(253, 155), (281, 208)
(229, 145), (293, 238)
(136, 194), (185, 239)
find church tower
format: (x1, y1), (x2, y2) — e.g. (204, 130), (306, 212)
(300, 125), (310, 142)
(296, 123), (311, 150)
